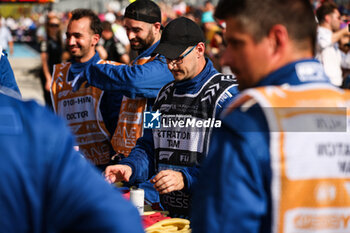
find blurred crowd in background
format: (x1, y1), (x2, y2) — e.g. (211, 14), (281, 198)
(2, 0), (350, 93)
(0, 0), (232, 72)
(0, 0), (343, 70)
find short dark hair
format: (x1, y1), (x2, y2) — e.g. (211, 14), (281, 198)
(70, 8), (102, 36)
(316, 2), (338, 24)
(101, 21), (113, 32)
(124, 0), (161, 24)
(215, 0), (317, 53)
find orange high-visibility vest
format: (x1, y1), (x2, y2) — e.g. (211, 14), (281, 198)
(51, 61), (115, 165)
(230, 83), (350, 233)
(110, 56), (156, 156)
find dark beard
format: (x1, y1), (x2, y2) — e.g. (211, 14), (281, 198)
(130, 31), (155, 53)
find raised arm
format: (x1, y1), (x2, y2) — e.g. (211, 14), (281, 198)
(83, 58), (173, 98)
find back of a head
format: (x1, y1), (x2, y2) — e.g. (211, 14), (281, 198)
(215, 0), (317, 53)
(70, 8), (102, 36)
(124, 0), (161, 24)
(316, 2), (338, 24)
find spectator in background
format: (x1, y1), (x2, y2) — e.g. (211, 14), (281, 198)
(201, 10), (224, 71)
(0, 17), (14, 56)
(203, 0), (215, 14)
(0, 92), (143, 233)
(108, 12), (132, 61)
(172, 0), (187, 16)
(100, 21), (130, 64)
(339, 32), (350, 88)
(40, 15), (63, 109)
(201, 11), (220, 47)
(316, 2), (350, 86)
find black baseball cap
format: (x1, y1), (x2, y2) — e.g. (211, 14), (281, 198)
(124, 0), (161, 24)
(153, 17), (205, 60)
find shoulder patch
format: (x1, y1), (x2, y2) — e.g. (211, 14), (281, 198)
(295, 62), (327, 82)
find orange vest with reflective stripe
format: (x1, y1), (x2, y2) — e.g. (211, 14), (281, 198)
(235, 84), (350, 233)
(51, 61), (114, 165)
(110, 56), (155, 156)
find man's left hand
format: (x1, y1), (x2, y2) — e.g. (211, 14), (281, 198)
(151, 170), (185, 194)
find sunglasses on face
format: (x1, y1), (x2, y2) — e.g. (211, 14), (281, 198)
(158, 44), (197, 66)
(49, 23), (59, 28)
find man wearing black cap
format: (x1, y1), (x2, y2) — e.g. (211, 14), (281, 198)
(72, 0), (173, 204)
(104, 17), (239, 217)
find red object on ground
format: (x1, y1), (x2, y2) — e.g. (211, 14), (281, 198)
(142, 212), (171, 228)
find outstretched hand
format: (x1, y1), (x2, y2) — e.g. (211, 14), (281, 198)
(104, 164), (132, 184)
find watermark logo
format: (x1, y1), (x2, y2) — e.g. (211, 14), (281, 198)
(144, 111), (222, 129)
(144, 110), (162, 129)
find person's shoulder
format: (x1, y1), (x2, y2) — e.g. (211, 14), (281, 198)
(0, 94), (68, 136)
(317, 26), (332, 37)
(158, 80), (176, 95)
(211, 73), (239, 94)
(218, 99), (271, 164)
(0, 49), (9, 62)
(0, 49), (5, 57)
(54, 61), (72, 69)
(220, 97), (268, 134)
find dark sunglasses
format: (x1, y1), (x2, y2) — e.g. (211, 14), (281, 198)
(49, 23), (59, 28)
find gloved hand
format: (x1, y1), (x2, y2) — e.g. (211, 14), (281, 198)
(71, 72), (90, 92)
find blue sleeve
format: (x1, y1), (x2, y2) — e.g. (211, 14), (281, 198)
(191, 106), (271, 233)
(47, 120), (144, 233)
(180, 166), (200, 192)
(215, 85), (239, 117)
(0, 52), (21, 96)
(119, 128), (156, 184)
(85, 59), (173, 98)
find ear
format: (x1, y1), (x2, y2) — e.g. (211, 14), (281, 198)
(268, 24), (288, 57)
(153, 22), (162, 32)
(324, 14), (331, 24)
(91, 34), (100, 47)
(196, 42), (206, 57)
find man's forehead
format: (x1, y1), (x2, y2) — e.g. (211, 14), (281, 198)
(224, 19), (245, 36)
(225, 17), (246, 31)
(124, 17), (150, 28)
(332, 9), (340, 16)
(68, 18), (91, 32)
